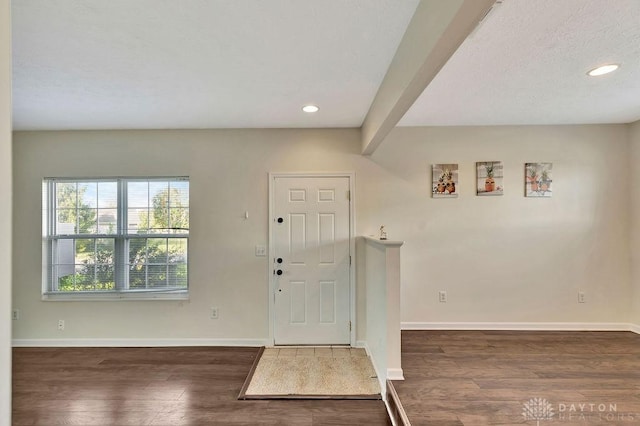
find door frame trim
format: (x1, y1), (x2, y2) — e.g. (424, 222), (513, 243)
(268, 172), (356, 347)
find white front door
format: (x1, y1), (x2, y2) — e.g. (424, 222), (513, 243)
(272, 176), (351, 345)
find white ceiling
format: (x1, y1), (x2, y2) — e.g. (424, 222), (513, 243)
(400, 0), (640, 126)
(11, 0), (640, 131)
(11, 0), (419, 130)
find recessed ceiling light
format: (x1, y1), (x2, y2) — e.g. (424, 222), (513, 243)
(302, 105), (319, 113)
(587, 64), (619, 77)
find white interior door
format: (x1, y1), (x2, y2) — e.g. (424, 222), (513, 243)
(272, 176), (351, 345)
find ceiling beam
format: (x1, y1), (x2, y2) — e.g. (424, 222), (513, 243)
(361, 0), (496, 155)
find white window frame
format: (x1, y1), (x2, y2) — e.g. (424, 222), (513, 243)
(42, 177), (189, 301)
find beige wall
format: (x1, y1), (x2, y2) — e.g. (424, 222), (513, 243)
(630, 120), (640, 326)
(12, 124), (633, 345)
(377, 126), (631, 325)
(13, 129), (377, 343)
(1, 0), (11, 422)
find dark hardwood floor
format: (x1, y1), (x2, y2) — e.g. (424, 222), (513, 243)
(394, 330), (640, 426)
(15, 332), (640, 425)
(12, 346), (390, 426)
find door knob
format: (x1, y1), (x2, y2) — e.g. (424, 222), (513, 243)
(276, 269), (283, 276)
(277, 217), (284, 223)
(277, 258), (283, 264)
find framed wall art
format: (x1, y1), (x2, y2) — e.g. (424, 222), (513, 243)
(476, 161), (503, 196)
(432, 164), (458, 198)
(525, 163), (552, 197)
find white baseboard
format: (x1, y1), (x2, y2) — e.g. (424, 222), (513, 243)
(387, 368), (404, 381)
(630, 324), (640, 334)
(355, 340), (369, 354)
(384, 399), (397, 426)
(12, 338), (270, 348)
(402, 322), (633, 331)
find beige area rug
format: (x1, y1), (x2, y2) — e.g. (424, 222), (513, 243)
(238, 347), (381, 400)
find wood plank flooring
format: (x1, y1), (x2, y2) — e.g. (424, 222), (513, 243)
(12, 346), (390, 426)
(393, 331), (640, 426)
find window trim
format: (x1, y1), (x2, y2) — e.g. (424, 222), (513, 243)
(42, 177), (189, 301)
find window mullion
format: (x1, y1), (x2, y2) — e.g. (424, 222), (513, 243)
(48, 181), (57, 292)
(49, 180), (56, 236)
(72, 239), (77, 291)
(145, 238), (149, 289)
(167, 181), (172, 231)
(93, 238), (97, 290)
(49, 239), (57, 292)
(75, 182), (79, 234)
(165, 239), (169, 288)
(116, 179), (127, 291)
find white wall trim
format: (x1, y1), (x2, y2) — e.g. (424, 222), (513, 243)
(384, 399), (398, 426)
(387, 368), (404, 381)
(358, 340), (402, 425)
(355, 340), (369, 353)
(12, 338), (270, 348)
(630, 324), (640, 334)
(402, 322), (633, 331)
(356, 340), (386, 400)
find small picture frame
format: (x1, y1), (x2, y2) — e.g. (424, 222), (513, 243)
(476, 161), (503, 196)
(525, 163), (552, 197)
(432, 164), (458, 198)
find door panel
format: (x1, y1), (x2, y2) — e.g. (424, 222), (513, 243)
(289, 281), (307, 324)
(319, 280), (336, 323)
(289, 214), (306, 264)
(273, 176), (351, 345)
(318, 213), (335, 264)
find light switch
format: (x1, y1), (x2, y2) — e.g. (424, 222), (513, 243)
(255, 245), (266, 256)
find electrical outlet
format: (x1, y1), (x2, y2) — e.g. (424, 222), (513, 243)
(578, 291), (586, 303)
(439, 291), (447, 303)
(12, 309), (19, 321)
(210, 307), (219, 319)
(57, 319), (65, 331)
(255, 245), (266, 257)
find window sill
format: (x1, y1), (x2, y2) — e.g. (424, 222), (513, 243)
(42, 291), (189, 302)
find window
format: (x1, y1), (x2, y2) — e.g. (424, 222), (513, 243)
(43, 178), (189, 299)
